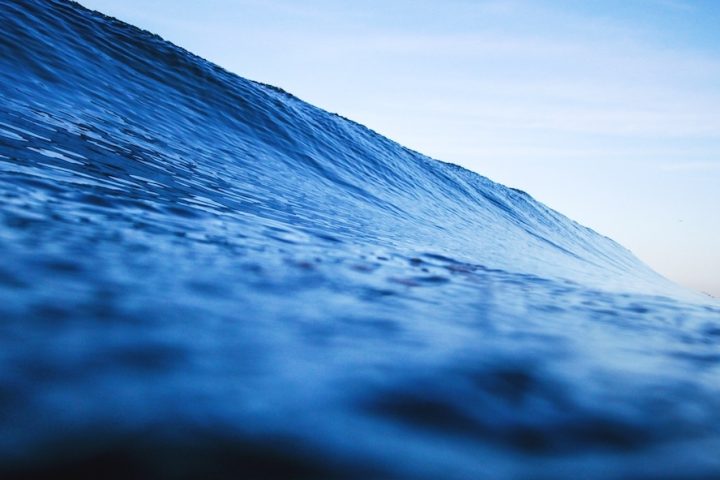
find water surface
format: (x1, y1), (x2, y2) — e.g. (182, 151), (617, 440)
(1, 1), (719, 478)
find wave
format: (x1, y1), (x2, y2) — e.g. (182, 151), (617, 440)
(1, 1), (718, 479)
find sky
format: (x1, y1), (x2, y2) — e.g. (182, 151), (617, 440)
(79, 0), (719, 298)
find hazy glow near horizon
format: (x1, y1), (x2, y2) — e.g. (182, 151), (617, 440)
(80, 0), (719, 297)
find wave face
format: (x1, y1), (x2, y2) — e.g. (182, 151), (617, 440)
(1, 1), (719, 478)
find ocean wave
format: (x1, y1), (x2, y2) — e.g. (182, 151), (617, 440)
(1, 1), (719, 478)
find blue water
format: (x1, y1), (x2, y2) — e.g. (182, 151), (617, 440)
(1, 1), (719, 478)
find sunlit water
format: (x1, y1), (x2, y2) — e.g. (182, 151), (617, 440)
(1, 1), (719, 478)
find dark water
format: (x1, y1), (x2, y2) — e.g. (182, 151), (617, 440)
(1, 1), (719, 478)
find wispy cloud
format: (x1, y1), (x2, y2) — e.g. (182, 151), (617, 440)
(651, 0), (696, 12)
(660, 161), (720, 172)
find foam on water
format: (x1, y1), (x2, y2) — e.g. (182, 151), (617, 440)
(1, 1), (719, 478)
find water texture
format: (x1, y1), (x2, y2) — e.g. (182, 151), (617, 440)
(1, 1), (719, 478)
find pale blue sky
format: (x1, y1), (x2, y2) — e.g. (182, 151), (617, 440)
(80, 0), (719, 297)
